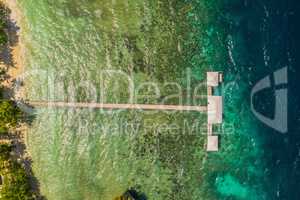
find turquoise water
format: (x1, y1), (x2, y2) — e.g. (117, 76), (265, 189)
(17, 0), (299, 199)
(20, 1), (209, 199)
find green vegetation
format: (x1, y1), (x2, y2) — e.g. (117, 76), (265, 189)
(0, 65), (33, 199)
(0, 100), (23, 134)
(0, 3), (37, 200)
(0, 1), (22, 135)
(0, 144), (34, 200)
(0, 2), (9, 46)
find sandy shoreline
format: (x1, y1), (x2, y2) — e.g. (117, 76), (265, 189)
(1, 0), (28, 143)
(0, 0), (41, 194)
(1, 0), (26, 99)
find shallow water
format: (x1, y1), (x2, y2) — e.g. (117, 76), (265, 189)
(17, 0), (299, 199)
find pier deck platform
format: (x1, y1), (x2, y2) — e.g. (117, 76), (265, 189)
(206, 72), (223, 152)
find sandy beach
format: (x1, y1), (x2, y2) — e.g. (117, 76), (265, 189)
(1, 0), (39, 191)
(0, 0), (29, 140)
(1, 0), (28, 138)
(0, 1), (43, 197)
(1, 0), (25, 99)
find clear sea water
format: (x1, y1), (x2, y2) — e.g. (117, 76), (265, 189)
(17, 0), (300, 199)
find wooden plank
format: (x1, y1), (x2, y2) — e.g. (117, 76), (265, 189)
(29, 101), (207, 112)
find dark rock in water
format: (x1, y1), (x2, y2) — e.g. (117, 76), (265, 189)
(114, 189), (147, 200)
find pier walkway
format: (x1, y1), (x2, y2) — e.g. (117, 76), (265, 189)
(30, 102), (207, 112)
(28, 72), (223, 152)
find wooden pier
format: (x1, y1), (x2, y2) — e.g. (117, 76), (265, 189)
(30, 102), (207, 112)
(28, 72), (223, 152)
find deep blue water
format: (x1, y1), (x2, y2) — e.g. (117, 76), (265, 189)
(224, 0), (300, 199)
